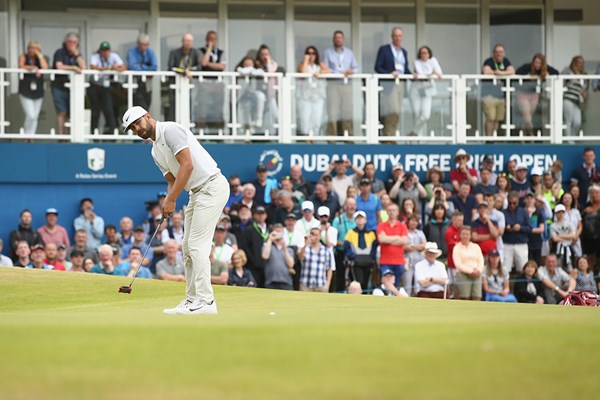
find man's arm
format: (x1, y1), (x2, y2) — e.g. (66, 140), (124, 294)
(162, 148), (194, 216)
(211, 269), (229, 285)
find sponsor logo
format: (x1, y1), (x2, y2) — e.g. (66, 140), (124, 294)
(87, 148), (105, 171)
(259, 149), (283, 177)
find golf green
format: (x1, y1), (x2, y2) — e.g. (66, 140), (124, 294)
(1, 268), (598, 400)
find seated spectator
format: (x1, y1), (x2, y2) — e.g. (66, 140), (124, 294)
(452, 226), (484, 301)
(347, 280), (363, 295)
(371, 269), (409, 297)
(571, 257), (597, 293)
(356, 178), (382, 231)
(121, 247), (152, 279)
(225, 175), (243, 213)
(121, 226), (153, 267)
(524, 192), (545, 265)
(67, 229), (98, 263)
(537, 253), (576, 304)
(482, 250), (517, 302)
(294, 201), (320, 239)
(228, 249), (256, 287)
(91, 244), (127, 276)
(296, 45), (329, 136)
(126, 33), (158, 110)
(74, 198), (105, 249)
(18, 40), (48, 134)
(423, 203), (450, 259)
(155, 240), (185, 281)
(581, 184), (600, 270)
(495, 173), (511, 208)
(450, 181), (478, 225)
(9, 209), (44, 261)
(310, 181), (340, 220)
(414, 242), (448, 299)
(119, 217), (134, 247)
(404, 214), (426, 295)
(385, 163), (404, 194)
(514, 260), (545, 304)
(450, 149), (478, 191)
(389, 172), (427, 217)
(471, 201), (499, 257)
(550, 204), (576, 272)
(26, 244), (53, 270)
(362, 161), (386, 197)
(0, 239), (13, 267)
(560, 192), (582, 259)
(37, 208), (70, 247)
(344, 211), (378, 292)
(211, 225), (233, 285)
(43, 243), (66, 271)
(262, 224), (295, 290)
(473, 167), (498, 203)
(104, 224), (120, 246)
(13, 240), (31, 268)
(299, 227), (332, 292)
(230, 183), (256, 213)
(83, 257), (95, 273)
(68, 250), (85, 272)
(424, 167), (444, 201)
(332, 197), (358, 291)
(252, 164), (279, 206)
(503, 192), (532, 273)
(290, 164), (312, 199)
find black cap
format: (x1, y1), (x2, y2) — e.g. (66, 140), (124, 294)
(524, 191), (535, 198)
(359, 177), (371, 185)
(134, 226), (145, 232)
(253, 205), (267, 214)
(111, 245), (120, 255)
(70, 249), (84, 258)
(489, 249), (500, 256)
(482, 154), (494, 163)
(256, 164), (267, 172)
(57, 244), (66, 250)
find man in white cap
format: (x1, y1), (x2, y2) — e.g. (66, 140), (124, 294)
(317, 206), (338, 287)
(122, 106), (229, 315)
(413, 242), (448, 299)
(450, 149), (478, 192)
(37, 208), (70, 247)
(549, 204), (575, 272)
(511, 163), (531, 204)
(294, 200), (320, 240)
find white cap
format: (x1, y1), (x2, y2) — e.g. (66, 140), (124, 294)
(317, 206), (330, 217)
(301, 201), (314, 212)
(122, 106), (148, 130)
(554, 204), (566, 213)
(530, 167), (544, 176)
(353, 210), (366, 221)
(516, 163), (528, 171)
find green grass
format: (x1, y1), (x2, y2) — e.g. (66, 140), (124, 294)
(1, 268), (598, 400)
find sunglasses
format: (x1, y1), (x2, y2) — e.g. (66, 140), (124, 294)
(306, 51), (316, 55)
(281, 176), (291, 181)
(508, 201), (518, 205)
(230, 184), (239, 188)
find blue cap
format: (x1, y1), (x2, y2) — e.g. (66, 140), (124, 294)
(381, 268), (394, 276)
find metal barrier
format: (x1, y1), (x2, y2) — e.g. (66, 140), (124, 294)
(1, 68), (599, 144)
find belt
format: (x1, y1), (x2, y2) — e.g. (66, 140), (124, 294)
(190, 173), (221, 194)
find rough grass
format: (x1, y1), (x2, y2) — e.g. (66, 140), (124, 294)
(0, 268), (598, 400)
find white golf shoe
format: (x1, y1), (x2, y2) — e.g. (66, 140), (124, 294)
(176, 299), (218, 315)
(163, 299), (193, 315)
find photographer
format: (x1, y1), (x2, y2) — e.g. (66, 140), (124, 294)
(317, 206), (338, 289)
(73, 198), (105, 249)
(321, 158), (364, 207)
(424, 185), (454, 223)
(262, 224), (296, 290)
(389, 171), (427, 217)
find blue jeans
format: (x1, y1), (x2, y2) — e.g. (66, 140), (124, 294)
(379, 264), (404, 288)
(485, 293), (518, 303)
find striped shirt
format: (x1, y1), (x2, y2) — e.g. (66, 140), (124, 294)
(300, 243), (331, 288)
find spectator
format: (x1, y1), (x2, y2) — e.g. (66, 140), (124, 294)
(445, 211), (464, 298)
(515, 53), (558, 136)
(43, 243), (66, 271)
(474, 192), (506, 262)
(473, 167), (498, 203)
(481, 44), (514, 136)
(482, 250), (517, 302)
(290, 164), (312, 199)
(506, 159), (517, 179)
(297, 45), (329, 136)
(450, 181), (478, 225)
(13, 241), (31, 268)
(385, 163), (405, 194)
(551, 160), (563, 186)
(560, 192), (582, 259)
(343, 211), (377, 292)
(511, 163), (531, 204)
(390, 171), (427, 217)
(26, 244), (53, 270)
(398, 197), (418, 225)
(218, 214), (238, 251)
(121, 226), (153, 267)
(254, 44), (281, 128)
(168, 32), (200, 80)
(356, 177), (382, 231)
(379, 193), (392, 222)
(424, 184), (454, 221)
(539, 173), (564, 217)
(9, 209), (44, 261)
(280, 176), (304, 204)
(571, 147), (598, 206)
(550, 204), (576, 272)
(143, 201), (162, 237)
(241, 206), (270, 288)
(495, 173), (511, 208)
(524, 192), (545, 265)
(231, 183), (256, 213)
(514, 260), (545, 304)
(122, 247), (152, 279)
(346, 185), (358, 201)
(450, 149), (478, 191)
(294, 201), (320, 240)
(0, 239), (14, 267)
(409, 45), (443, 136)
(91, 244), (126, 276)
(56, 244), (71, 270)
(374, 27), (410, 138)
(68, 250), (85, 272)
(571, 256), (597, 293)
(404, 214), (427, 295)
(332, 197), (358, 291)
(562, 56), (589, 137)
(211, 225), (233, 285)
(74, 198), (105, 249)
(230, 205), (253, 243)
(18, 40), (48, 134)
(362, 162), (386, 197)
(225, 175), (243, 213)
(452, 226), (484, 301)
(65, 229), (97, 263)
(119, 217), (134, 247)
(299, 227), (332, 292)
(537, 253), (576, 304)
(236, 56), (266, 131)
(52, 32), (85, 135)
(322, 159), (364, 207)
(126, 33), (158, 109)
(104, 224), (120, 246)
(377, 203), (408, 288)
(161, 211), (185, 250)
(262, 224), (295, 290)
(423, 203), (449, 259)
(283, 213), (304, 249)
(471, 201), (499, 257)
(197, 30), (227, 131)
(228, 249), (256, 287)
(569, 184), (581, 210)
(414, 242), (448, 299)
(252, 164), (279, 206)
(424, 166), (444, 201)
(88, 41), (126, 134)
(347, 280), (363, 295)
(322, 30), (359, 137)
(310, 181), (340, 220)
(274, 190), (301, 225)
(371, 269), (408, 297)
(148, 216), (167, 273)
(35, 208), (68, 247)
(530, 167), (544, 196)
(503, 192), (532, 273)
(83, 257), (95, 273)
(478, 155), (497, 185)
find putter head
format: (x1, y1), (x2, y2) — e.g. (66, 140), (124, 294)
(118, 286), (132, 294)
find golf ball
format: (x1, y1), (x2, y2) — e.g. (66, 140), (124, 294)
(269, 311), (276, 316)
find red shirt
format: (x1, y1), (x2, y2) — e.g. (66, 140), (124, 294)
(445, 225), (461, 269)
(44, 259), (66, 271)
(450, 168), (477, 187)
(377, 220), (408, 265)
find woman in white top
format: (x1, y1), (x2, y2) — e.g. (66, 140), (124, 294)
(296, 46), (330, 136)
(409, 46), (443, 136)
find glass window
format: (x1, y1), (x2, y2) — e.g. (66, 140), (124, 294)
(489, 8), (543, 69)
(228, 2), (285, 71)
(360, 4), (416, 74)
(425, 7), (480, 74)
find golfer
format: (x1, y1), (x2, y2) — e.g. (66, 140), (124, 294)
(123, 106), (229, 315)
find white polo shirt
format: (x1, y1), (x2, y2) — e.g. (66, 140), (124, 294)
(414, 259), (448, 293)
(151, 121), (220, 191)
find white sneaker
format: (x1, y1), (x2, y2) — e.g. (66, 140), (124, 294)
(176, 299), (218, 315)
(163, 299), (193, 315)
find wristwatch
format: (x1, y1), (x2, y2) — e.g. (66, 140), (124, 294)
(429, 277), (434, 283)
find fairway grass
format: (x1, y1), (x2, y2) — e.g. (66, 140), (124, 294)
(1, 268), (598, 400)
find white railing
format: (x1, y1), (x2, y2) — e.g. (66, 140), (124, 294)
(1, 68), (599, 144)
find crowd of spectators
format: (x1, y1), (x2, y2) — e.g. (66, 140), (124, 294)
(2, 147), (599, 305)
(13, 27), (600, 137)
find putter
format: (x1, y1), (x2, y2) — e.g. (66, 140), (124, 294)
(118, 215), (166, 294)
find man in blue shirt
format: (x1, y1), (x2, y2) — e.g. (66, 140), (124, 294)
(322, 30), (359, 137)
(502, 192), (532, 273)
(450, 181), (478, 225)
(355, 178), (382, 231)
(126, 33), (158, 110)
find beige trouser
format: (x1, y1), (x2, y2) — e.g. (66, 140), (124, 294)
(326, 81), (353, 136)
(381, 81), (405, 136)
(183, 173), (230, 303)
(299, 284), (328, 293)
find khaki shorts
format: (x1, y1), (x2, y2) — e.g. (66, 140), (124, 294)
(482, 96), (505, 122)
(455, 271), (482, 299)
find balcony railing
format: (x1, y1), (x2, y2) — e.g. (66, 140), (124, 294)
(1, 68), (599, 144)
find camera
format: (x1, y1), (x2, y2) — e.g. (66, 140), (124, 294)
(273, 232), (283, 239)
